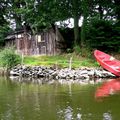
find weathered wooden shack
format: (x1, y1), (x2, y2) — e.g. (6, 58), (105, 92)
(5, 27), (65, 55)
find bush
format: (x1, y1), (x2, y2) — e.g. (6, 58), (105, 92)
(0, 48), (21, 69)
(73, 45), (92, 58)
(86, 19), (120, 52)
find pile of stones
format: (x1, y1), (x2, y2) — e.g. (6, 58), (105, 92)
(10, 65), (116, 81)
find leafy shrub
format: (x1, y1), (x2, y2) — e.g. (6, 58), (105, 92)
(0, 48), (21, 69)
(73, 45), (92, 58)
(86, 19), (120, 52)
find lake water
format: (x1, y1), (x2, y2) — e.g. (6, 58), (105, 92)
(0, 77), (120, 120)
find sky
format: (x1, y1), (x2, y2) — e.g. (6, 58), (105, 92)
(10, 17), (83, 29)
(55, 17), (83, 28)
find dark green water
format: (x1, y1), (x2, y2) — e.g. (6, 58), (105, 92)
(0, 77), (120, 120)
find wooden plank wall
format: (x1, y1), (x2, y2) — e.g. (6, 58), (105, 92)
(6, 27), (64, 56)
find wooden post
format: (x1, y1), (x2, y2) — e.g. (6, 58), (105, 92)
(69, 57), (72, 70)
(68, 82), (72, 96)
(21, 52), (24, 66)
(55, 61), (58, 70)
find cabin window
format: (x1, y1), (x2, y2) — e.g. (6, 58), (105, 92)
(17, 34), (23, 38)
(18, 34), (21, 38)
(35, 34), (45, 43)
(38, 35), (42, 42)
(15, 34), (23, 39)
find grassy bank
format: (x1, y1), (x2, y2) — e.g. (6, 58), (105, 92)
(23, 53), (99, 68)
(0, 48), (99, 70)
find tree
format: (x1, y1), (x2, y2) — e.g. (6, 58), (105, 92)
(80, 0), (89, 48)
(0, 1), (11, 46)
(72, 0), (81, 46)
(1, 0), (120, 52)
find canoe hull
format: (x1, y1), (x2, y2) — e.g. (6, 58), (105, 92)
(94, 50), (120, 76)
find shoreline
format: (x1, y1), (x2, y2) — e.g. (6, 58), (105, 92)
(10, 65), (116, 79)
(0, 65), (119, 84)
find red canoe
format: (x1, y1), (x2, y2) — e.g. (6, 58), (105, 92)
(94, 50), (120, 76)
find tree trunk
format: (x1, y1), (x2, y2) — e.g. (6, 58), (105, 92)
(98, 5), (103, 19)
(80, 0), (88, 48)
(73, 0), (80, 46)
(81, 16), (86, 48)
(14, 1), (22, 29)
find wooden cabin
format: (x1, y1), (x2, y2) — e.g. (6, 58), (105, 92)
(5, 27), (65, 55)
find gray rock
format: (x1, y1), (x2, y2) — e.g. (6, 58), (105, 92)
(10, 65), (117, 83)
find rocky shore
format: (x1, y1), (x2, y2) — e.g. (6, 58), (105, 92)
(10, 65), (117, 84)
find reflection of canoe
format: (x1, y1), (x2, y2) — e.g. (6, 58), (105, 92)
(94, 50), (120, 76)
(95, 79), (120, 98)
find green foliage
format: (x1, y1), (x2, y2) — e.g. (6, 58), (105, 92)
(0, 25), (11, 46)
(86, 19), (120, 52)
(73, 45), (82, 55)
(0, 0), (120, 53)
(13, 0), (73, 32)
(73, 45), (92, 58)
(0, 1), (12, 47)
(0, 48), (21, 69)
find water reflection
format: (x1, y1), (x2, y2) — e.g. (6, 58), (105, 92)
(103, 112), (112, 120)
(57, 106), (82, 120)
(9, 76), (105, 85)
(57, 105), (113, 120)
(95, 78), (120, 98)
(1, 76), (120, 119)
(9, 76), (55, 85)
(64, 106), (73, 120)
